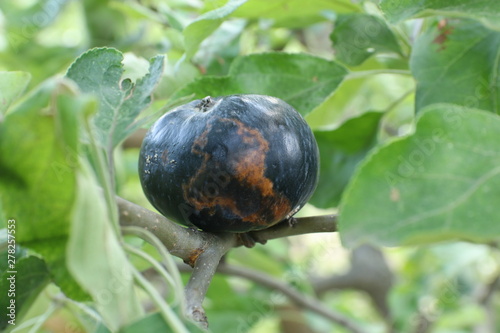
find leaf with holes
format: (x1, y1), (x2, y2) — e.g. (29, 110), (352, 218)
(66, 48), (164, 147)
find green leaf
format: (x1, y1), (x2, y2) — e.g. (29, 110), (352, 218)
(0, 0), (71, 50)
(119, 313), (172, 333)
(0, 79), (82, 243)
(0, 0), (70, 30)
(331, 14), (402, 66)
(0, 78), (94, 300)
(232, 0), (361, 27)
(231, 246), (285, 277)
(67, 163), (143, 331)
(0, 256), (50, 330)
(66, 48), (165, 147)
(229, 54), (347, 113)
(339, 104), (500, 247)
(109, 1), (166, 23)
(0, 71), (31, 115)
(411, 20), (500, 113)
(183, 0), (248, 59)
(203, 275), (269, 332)
(175, 52), (348, 116)
(310, 112), (383, 209)
(119, 312), (204, 333)
(173, 76), (232, 100)
(305, 63), (414, 130)
(380, 0), (500, 31)
(29, 237), (89, 300)
(0, 229), (28, 272)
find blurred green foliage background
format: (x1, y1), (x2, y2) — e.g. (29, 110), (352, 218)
(1, 0), (499, 332)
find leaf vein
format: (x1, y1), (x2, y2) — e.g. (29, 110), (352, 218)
(396, 166), (500, 229)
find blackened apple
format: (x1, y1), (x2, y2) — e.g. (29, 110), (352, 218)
(139, 94), (319, 232)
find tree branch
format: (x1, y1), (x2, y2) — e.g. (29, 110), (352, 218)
(184, 234), (235, 328)
(474, 271), (500, 333)
(117, 196), (211, 266)
(178, 263), (366, 333)
(116, 196), (338, 328)
(313, 245), (393, 319)
(219, 264), (366, 333)
(312, 245), (395, 332)
(477, 272), (500, 306)
(247, 214), (337, 245)
(117, 196), (338, 259)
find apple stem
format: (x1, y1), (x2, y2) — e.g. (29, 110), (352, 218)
(199, 96), (213, 112)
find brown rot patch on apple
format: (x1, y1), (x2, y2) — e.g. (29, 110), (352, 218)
(182, 118), (291, 227)
(139, 94), (319, 232)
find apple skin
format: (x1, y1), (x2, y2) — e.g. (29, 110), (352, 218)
(139, 94), (319, 233)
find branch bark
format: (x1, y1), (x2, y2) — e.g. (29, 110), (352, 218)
(184, 234), (235, 328)
(248, 214), (337, 244)
(117, 196), (338, 328)
(178, 263), (366, 333)
(117, 196), (210, 266)
(218, 264), (366, 333)
(313, 245), (394, 320)
(474, 272), (500, 333)
(117, 196), (337, 263)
